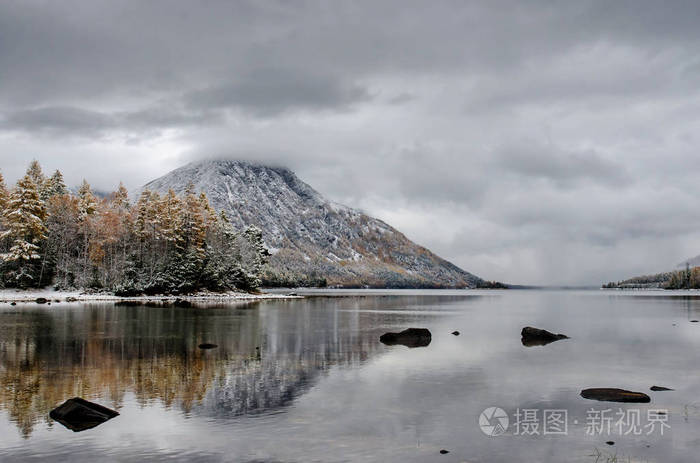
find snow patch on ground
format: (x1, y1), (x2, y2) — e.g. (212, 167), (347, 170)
(0, 288), (301, 303)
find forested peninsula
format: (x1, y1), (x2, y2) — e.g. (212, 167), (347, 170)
(0, 161), (269, 295)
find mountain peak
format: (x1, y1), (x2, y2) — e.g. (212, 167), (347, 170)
(143, 159), (481, 288)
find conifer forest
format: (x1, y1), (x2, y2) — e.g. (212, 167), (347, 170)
(0, 161), (270, 294)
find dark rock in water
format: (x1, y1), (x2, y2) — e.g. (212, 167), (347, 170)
(451, 331), (460, 336)
(439, 449), (449, 454)
(66, 296), (78, 302)
(10, 302), (16, 306)
(35, 297), (48, 304)
(606, 441), (615, 446)
(691, 320), (699, 323)
(287, 292), (298, 296)
(521, 326), (569, 347)
(380, 328), (432, 348)
(49, 397), (119, 432)
(580, 388), (651, 403)
(650, 385), (674, 391)
(198, 343), (218, 349)
(174, 298), (193, 308)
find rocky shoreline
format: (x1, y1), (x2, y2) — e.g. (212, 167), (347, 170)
(0, 289), (301, 304)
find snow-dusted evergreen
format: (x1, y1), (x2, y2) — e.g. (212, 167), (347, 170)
(0, 161), (269, 292)
(143, 159), (481, 288)
(1, 173), (48, 287)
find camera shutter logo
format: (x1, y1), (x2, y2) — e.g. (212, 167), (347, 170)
(479, 407), (509, 436)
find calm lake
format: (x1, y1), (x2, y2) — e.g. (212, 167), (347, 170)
(1, 289), (700, 462)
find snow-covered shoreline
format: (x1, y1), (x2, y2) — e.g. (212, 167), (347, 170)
(0, 288), (301, 304)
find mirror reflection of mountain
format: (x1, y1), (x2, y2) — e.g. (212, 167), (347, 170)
(0, 296), (462, 437)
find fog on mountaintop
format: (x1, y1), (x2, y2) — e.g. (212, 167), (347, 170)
(2, 1), (700, 285)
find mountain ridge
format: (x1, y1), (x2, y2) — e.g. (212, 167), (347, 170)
(142, 159), (482, 288)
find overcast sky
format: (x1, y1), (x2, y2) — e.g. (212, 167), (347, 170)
(2, 0), (700, 285)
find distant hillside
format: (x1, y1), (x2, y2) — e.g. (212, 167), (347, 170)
(602, 272), (674, 289)
(603, 265), (700, 289)
(142, 160), (482, 288)
(605, 252), (700, 289)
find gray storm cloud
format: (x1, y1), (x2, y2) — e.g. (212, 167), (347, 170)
(1, 0), (700, 285)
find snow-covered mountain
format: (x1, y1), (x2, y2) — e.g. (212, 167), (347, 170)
(142, 159), (481, 288)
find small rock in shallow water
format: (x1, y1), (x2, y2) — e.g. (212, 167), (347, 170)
(650, 385), (674, 391)
(580, 388), (650, 403)
(198, 343), (218, 349)
(174, 298), (193, 308)
(35, 297), (48, 304)
(451, 331), (460, 336)
(439, 449), (449, 454)
(380, 328), (432, 348)
(521, 326), (569, 347)
(606, 441), (615, 446)
(691, 320), (699, 323)
(10, 302), (16, 306)
(49, 397), (119, 432)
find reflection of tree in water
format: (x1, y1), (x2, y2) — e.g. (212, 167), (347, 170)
(0, 295), (467, 437)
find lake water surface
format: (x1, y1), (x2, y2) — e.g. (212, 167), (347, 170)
(1, 290), (700, 462)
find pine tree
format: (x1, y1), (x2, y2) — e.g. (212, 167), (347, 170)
(180, 185), (206, 256)
(0, 172), (8, 240)
(156, 189), (183, 265)
(37, 171), (69, 286)
(78, 180), (97, 219)
(44, 170), (68, 198)
(0, 172), (7, 213)
(110, 182), (132, 269)
(239, 225), (270, 290)
(26, 160), (45, 186)
(77, 180), (98, 286)
(45, 193), (79, 288)
(134, 190), (154, 242)
(112, 182), (130, 210)
(198, 192), (218, 228)
(1, 174), (48, 287)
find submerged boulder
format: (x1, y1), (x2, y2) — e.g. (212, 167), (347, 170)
(49, 398), (119, 432)
(35, 297), (48, 304)
(650, 385), (674, 391)
(580, 388), (651, 403)
(380, 328), (432, 348)
(521, 326), (569, 347)
(198, 343), (218, 349)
